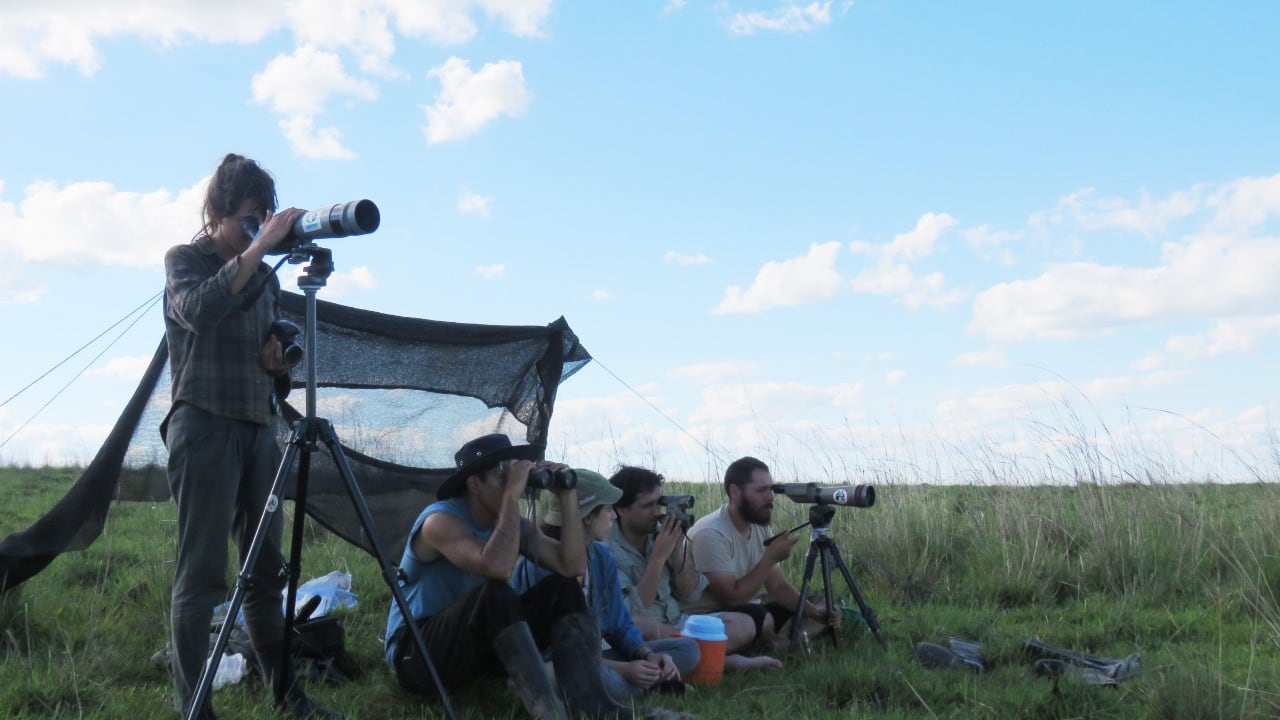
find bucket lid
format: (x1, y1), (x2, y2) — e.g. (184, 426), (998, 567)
(681, 615), (727, 641)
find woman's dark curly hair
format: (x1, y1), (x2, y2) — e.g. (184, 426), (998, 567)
(199, 153), (277, 238)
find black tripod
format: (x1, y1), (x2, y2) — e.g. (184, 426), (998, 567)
(186, 245), (457, 720)
(789, 504), (886, 650)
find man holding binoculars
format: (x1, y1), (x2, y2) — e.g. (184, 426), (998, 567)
(384, 433), (644, 719)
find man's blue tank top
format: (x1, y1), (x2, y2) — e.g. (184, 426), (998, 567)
(383, 497), (495, 663)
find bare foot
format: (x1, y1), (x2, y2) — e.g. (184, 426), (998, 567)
(724, 653), (783, 672)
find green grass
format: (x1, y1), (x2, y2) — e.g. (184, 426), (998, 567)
(3, 466), (1280, 718)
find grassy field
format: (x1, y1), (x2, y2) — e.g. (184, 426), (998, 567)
(2, 466), (1279, 719)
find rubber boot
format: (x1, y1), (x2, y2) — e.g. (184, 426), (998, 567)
(254, 643), (342, 719)
(493, 622), (569, 720)
(550, 613), (636, 719)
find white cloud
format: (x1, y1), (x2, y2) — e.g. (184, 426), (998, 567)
(970, 235), (1280, 341)
(0, 178), (202, 268)
(86, 354), (153, 380)
(963, 224), (1019, 265)
(283, 0), (554, 72)
(659, 0), (687, 19)
(668, 361), (759, 384)
(886, 211), (957, 262)
(458, 187), (493, 217)
(728, 2), (832, 35)
(664, 251), (712, 266)
(885, 370), (906, 386)
(713, 241), (842, 314)
(421, 56), (532, 145)
(0, 285), (45, 304)
(1, 3), (552, 158)
(278, 116), (358, 160)
(0, 1), (555, 79)
(591, 289), (612, 300)
(849, 213), (965, 308)
(1133, 315), (1280, 370)
(1203, 173), (1280, 233)
(285, 0), (398, 75)
(688, 380), (862, 423)
(388, 0), (554, 41)
(0, 0), (284, 79)
(951, 350), (1010, 368)
(1031, 186), (1204, 237)
(252, 46), (378, 116)
(972, 174), (1280, 341)
(280, 264), (377, 296)
(475, 264), (505, 278)
(935, 372), (1187, 427)
(252, 45), (377, 159)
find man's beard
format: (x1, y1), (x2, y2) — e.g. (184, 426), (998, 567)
(737, 496), (773, 526)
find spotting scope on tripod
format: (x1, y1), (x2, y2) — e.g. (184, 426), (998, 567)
(771, 483), (886, 650)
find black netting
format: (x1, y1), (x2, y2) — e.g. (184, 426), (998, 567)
(0, 291), (589, 590)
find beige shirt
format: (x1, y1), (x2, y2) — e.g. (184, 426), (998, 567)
(684, 504), (774, 613)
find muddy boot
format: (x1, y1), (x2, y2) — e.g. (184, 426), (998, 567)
(550, 613), (636, 719)
(494, 622), (569, 720)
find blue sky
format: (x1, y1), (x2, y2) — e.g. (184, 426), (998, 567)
(1, 1), (1277, 484)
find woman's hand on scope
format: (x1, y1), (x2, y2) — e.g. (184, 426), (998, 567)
(251, 207), (305, 255)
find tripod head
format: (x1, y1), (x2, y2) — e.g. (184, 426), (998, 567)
(290, 243), (334, 290)
(808, 504), (836, 536)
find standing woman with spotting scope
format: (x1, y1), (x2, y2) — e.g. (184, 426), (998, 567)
(161, 153), (335, 719)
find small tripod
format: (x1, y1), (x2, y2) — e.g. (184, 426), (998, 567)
(789, 504), (886, 649)
(185, 245), (457, 720)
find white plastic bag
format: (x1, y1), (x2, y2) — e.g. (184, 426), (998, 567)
(211, 652), (247, 691)
(288, 571), (358, 618)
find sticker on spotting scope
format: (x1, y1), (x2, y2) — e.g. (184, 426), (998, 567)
(300, 211), (322, 233)
(832, 488), (848, 504)
(266, 494), (280, 512)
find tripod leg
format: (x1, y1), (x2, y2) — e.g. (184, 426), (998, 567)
(825, 542), (887, 649)
(817, 544), (838, 649)
(791, 545), (820, 647)
(276, 430), (314, 706)
(315, 420), (459, 720)
(184, 424), (303, 720)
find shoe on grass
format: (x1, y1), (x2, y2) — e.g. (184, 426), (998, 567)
(914, 641), (984, 672)
(1032, 658), (1117, 686)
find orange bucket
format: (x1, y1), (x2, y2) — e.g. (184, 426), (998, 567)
(681, 615), (727, 685)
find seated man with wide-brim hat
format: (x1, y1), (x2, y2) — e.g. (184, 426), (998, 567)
(383, 433), (654, 719)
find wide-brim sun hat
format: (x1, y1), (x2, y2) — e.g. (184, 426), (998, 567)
(437, 433), (542, 500)
(543, 469), (622, 526)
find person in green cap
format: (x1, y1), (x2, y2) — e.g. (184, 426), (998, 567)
(513, 469), (701, 702)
